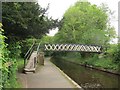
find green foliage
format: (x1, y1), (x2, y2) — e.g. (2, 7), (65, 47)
(0, 23), (10, 88)
(39, 35), (54, 44)
(0, 23), (20, 89)
(106, 44), (117, 58)
(94, 58), (118, 70)
(8, 62), (19, 87)
(54, 1), (115, 46)
(60, 53), (118, 70)
(20, 38), (36, 57)
(17, 58), (24, 73)
(8, 42), (21, 58)
(113, 44), (120, 64)
(2, 2), (58, 43)
(0, 23), (5, 89)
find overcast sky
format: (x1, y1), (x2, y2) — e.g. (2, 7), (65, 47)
(38, 0), (120, 43)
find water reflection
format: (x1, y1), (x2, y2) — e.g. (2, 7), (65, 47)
(51, 58), (120, 89)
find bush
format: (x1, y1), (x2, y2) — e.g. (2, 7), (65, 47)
(85, 54), (98, 65)
(8, 42), (21, 58)
(0, 23), (6, 89)
(113, 44), (120, 64)
(0, 23), (20, 88)
(106, 44), (117, 58)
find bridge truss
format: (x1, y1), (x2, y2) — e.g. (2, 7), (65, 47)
(44, 44), (102, 53)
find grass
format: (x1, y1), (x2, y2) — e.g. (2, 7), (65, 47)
(16, 58), (24, 88)
(94, 58), (118, 70)
(17, 58), (24, 72)
(59, 53), (119, 71)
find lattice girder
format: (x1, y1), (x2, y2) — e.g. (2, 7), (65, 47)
(44, 44), (102, 53)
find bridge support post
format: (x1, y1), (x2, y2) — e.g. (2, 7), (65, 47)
(38, 52), (44, 65)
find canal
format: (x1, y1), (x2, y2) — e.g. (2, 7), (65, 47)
(51, 58), (120, 89)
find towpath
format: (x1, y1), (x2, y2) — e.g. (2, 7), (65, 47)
(17, 58), (82, 88)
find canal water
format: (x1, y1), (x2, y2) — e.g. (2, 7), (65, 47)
(51, 58), (120, 89)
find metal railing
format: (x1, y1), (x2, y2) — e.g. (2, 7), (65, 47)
(37, 43), (41, 54)
(24, 42), (41, 69)
(24, 41), (35, 68)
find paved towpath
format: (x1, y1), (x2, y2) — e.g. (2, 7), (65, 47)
(17, 58), (82, 88)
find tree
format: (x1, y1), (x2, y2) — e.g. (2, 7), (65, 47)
(54, 1), (116, 46)
(2, 2), (58, 43)
(39, 35), (54, 44)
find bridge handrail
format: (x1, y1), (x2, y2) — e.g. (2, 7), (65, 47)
(37, 43), (41, 54)
(24, 41), (35, 58)
(24, 41), (35, 68)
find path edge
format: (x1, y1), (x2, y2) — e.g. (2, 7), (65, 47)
(50, 58), (83, 89)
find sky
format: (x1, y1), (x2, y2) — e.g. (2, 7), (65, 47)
(38, 0), (120, 43)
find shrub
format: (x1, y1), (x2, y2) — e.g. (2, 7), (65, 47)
(0, 23), (20, 88)
(106, 44), (117, 58)
(113, 44), (120, 64)
(8, 42), (21, 58)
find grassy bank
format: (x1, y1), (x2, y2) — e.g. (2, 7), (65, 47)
(17, 58), (24, 73)
(16, 58), (24, 88)
(56, 52), (119, 72)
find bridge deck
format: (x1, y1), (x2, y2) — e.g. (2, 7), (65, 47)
(17, 58), (82, 88)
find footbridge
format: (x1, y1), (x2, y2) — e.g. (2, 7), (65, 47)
(44, 44), (102, 53)
(22, 42), (103, 88)
(23, 42), (103, 73)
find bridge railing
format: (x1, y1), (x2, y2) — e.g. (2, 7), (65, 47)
(44, 44), (102, 53)
(24, 41), (35, 68)
(23, 42), (42, 73)
(37, 43), (41, 54)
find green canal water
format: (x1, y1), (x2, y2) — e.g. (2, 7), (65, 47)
(51, 58), (120, 89)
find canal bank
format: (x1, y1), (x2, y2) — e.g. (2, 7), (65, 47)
(54, 56), (120, 76)
(60, 58), (120, 76)
(51, 57), (120, 89)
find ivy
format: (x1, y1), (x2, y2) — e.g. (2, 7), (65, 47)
(0, 23), (20, 89)
(0, 23), (6, 89)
